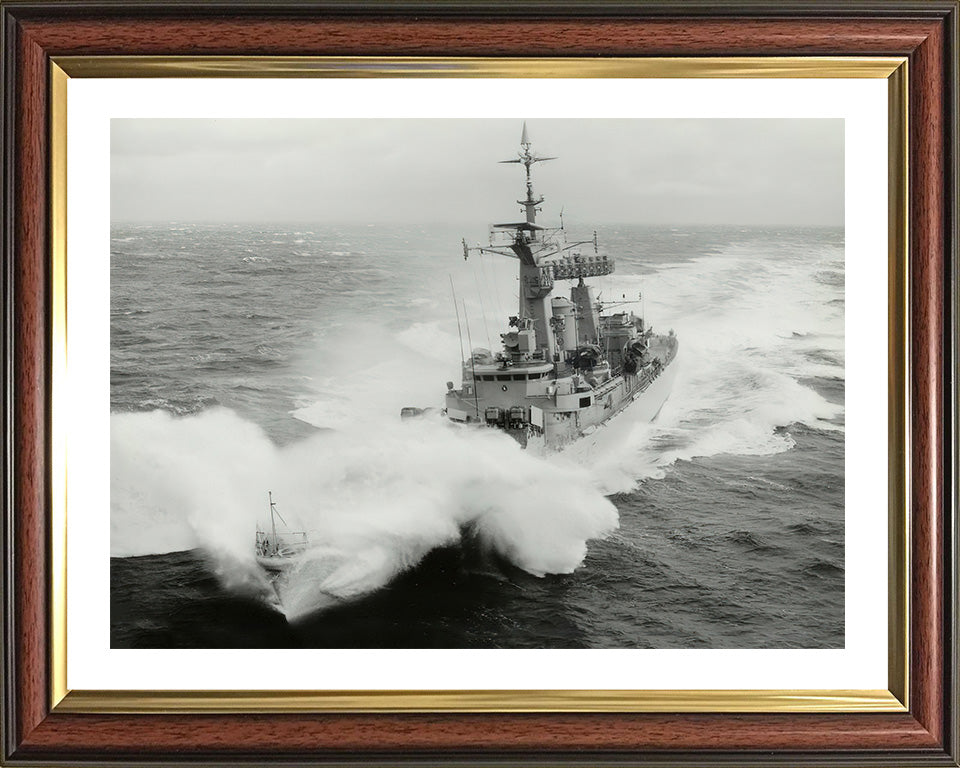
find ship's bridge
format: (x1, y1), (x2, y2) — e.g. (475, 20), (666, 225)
(470, 362), (554, 381)
(462, 361), (555, 405)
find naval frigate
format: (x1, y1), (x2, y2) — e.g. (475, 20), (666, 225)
(422, 123), (679, 451)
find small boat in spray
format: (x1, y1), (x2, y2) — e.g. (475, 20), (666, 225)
(254, 494), (345, 620)
(255, 491), (309, 574)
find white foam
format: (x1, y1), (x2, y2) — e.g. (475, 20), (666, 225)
(111, 409), (619, 610)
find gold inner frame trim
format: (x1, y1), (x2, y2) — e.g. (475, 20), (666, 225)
(53, 55), (905, 79)
(57, 688), (903, 715)
(48, 55), (910, 715)
(886, 60), (910, 710)
(50, 61), (69, 712)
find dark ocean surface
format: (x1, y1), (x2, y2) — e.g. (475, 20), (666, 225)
(110, 222), (845, 649)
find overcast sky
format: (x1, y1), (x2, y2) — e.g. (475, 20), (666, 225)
(111, 118), (843, 226)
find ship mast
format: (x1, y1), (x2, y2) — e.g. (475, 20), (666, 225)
(268, 491), (278, 555)
(500, 121), (556, 227)
(461, 123), (612, 363)
(496, 123), (558, 351)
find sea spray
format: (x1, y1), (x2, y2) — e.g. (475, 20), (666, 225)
(111, 408), (620, 615)
(111, 409), (276, 557)
(291, 320), (462, 432)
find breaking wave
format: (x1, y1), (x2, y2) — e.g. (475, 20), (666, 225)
(111, 408), (618, 619)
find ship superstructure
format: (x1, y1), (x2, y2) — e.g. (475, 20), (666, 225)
(255, 491), (309, 573)
(435, 124), (679, 450)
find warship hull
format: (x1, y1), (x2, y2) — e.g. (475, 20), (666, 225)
(531, 336), (678, 451)
(255, 554), (301, 573)
(543, 349), (679, 457)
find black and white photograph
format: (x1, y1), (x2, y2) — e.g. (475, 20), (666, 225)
(109, 117), (845, 650)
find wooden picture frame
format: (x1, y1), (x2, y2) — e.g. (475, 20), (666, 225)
(2, 1), (957, 765)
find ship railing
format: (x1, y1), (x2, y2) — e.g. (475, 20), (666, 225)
(488, 228), (521, 247)
(256, 530), (309, 557)
(523, 269), (555, 293)
(630, 360), (665, 393)
(592, 377), (622, 397)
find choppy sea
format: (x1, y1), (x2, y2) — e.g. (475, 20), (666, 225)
(110, 222), (844, 649)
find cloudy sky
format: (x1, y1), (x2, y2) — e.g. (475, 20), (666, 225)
(111, 118), (843, 226)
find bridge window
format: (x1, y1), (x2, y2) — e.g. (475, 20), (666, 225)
(512, 374), (526, 381)
(497, 375), (511, 381)
(579, 396), (591, 408)
(482, 375), (494, 381)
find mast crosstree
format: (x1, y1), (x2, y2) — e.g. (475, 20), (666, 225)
(498, 121), (557, 226)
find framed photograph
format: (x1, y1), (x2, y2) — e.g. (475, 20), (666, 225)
(2, 2), (956, 766)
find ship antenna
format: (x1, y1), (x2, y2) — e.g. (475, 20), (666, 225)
(462, 300), (481, 420)
(449, 275), (465, 363)
(473, 268), (492, 349)
(479, 249), (505, 320)
(641, 273), (645, 329)
(574, 296), (581, 362)
(499, 121), (556, 227)
(268, 491), (278, 556)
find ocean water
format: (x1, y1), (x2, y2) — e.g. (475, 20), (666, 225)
(110, 222), (845, 649)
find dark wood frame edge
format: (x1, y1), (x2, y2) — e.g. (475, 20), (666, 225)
(1, 1), (17, 762)
(1, 2), (957, 765)
(0, 0), (957, 19)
